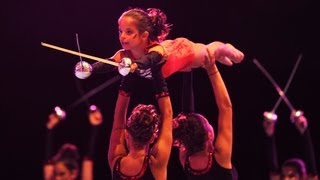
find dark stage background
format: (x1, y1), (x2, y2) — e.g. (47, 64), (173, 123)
(3, 0), (319, 179)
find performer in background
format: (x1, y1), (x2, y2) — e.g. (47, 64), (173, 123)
(263, 111), (318, 180)
(172, 51), (239, 180)
(43, 105), (103, 180)
(107, 54), (173, 179)
(92, 7), (244, 80)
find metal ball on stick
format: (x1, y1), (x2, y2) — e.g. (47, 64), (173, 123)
(73, 33), (92, 79)
(118, 57), (132, 76)
(41, 42), (119, 66)
(263, 111), (278, 122)
(41, 41), (137, 77)
(74, 61), (93, 79)
(41, 42), (133, 77)
(54, 106), (66, 120)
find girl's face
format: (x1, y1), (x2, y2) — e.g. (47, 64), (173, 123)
(281, 166), (301, 180)
(54, 162), (78, 180)
(118, 16), (148, 51)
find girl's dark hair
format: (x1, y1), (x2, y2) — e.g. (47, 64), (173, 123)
(122, 7), (172, 42)
(52, 143), (80, 171)
(173, 113), (208, 155)
(127, 104), (160, 148)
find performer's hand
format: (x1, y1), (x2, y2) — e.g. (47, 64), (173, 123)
(203, 48), (218, 74)
(263, 119), (276, 137)
(88, 106), (103, 126)
(293, 114), (308, 135)
(130, 63), (138, 73)
(46, 113), (60, 130)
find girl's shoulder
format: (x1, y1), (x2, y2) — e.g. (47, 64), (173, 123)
(147, 43), (165, 55)
(112, 49), (131, 62)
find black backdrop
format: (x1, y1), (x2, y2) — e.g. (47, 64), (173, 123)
(3, 0), (319, 179)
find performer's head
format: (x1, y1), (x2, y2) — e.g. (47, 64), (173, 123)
(52, 143), (80, 180)
(173, 113), (214, 155)
(281, 158), (307, 180)
(125, 104), (160, 149)
(118, 7), (171, 50)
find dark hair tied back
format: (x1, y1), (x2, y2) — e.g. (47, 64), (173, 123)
(173, 113), (208, 155)
(147, 8), (172, 42)
(127, 104), (160, 147)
